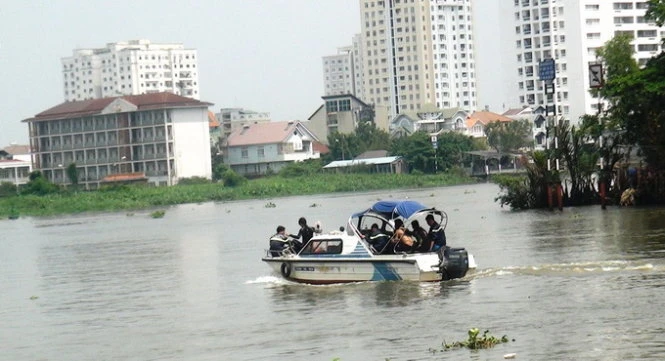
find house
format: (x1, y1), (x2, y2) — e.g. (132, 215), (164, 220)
(323, 154), (406, 174)
(23, 92), (213, 189)
(0, 144), (32, 187)
(389, 113), (416, 138)
(223, 121), (320, 177)
(503, 106), (547, 149)
(307, 94), (390, 144)
(1, 144), (32, 162)
(461, 111), (513, 138)
(0, 159), (32, 187)
(389, 107), (471, 138)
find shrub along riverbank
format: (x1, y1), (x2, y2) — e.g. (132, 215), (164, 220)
(0, 172), (476, 219)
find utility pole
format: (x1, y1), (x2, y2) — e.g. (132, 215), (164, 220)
(589, 62), (606, 209)
(539, 58), (562, 211)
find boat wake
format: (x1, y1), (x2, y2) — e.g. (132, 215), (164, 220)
(245, 276), (285, 285)
(466, 260), (660, 279)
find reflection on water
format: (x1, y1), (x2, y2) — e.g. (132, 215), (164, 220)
(2, 184), (665, 360)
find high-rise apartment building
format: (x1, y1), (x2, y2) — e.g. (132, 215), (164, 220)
(359, 0), (478, 117)
(506, 0), (662, 122)
(323, 46), (356, 96)
(62, 39), (200, 102)
(323, 34), (365, 97)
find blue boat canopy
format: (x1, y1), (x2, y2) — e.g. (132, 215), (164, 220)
(353, 200), (429, 220)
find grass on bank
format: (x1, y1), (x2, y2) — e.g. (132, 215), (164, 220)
(0, 172), (476, 218)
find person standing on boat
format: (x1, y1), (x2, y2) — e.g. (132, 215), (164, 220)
(426, 214), (446, 251)
(290, 217), (314, 250)
(269, 225), (291, 256)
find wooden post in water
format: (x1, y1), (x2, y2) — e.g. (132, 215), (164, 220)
(600, 179), (607, 210)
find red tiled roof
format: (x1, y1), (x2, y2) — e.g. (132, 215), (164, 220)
(2, 144), (31, 154)
(313, 141), (330, 154)
(208, 111), (220, 128)
(25, 92), (213, 122)
(226, 121), (301, 147)
(502, 108), (523, 116)
(465, 111), (512, 129)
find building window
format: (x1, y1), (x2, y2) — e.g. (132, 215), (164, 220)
(257, 147), (265, 158)
(241, 148), (248, 158)
(326, 100), (339, 112)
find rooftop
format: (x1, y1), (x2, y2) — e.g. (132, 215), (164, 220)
(25, 92), (213, 122)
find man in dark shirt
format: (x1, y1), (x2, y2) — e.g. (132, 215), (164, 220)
(367, 223), (390, 253)
(290, 217), (314, 251)
(269, 225), (291, 256)
(426, 214), (446, 251)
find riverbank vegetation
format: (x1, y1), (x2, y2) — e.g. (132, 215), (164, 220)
(0, 163), (475, 218)
(495, 21), (665, 209)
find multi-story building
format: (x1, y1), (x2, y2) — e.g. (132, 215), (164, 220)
(62, 39), (200, 102)
(506, 0), (662, 123)
(323, 34), (365, 97)
(323, 46), (356, 96)
(307, 94), (390, 143)
(216, 108), (271, 139)
(359, 0), (478, 118)
(23, 92), (213, 189)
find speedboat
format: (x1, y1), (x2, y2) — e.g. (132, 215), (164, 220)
(262, 200), (476, 284)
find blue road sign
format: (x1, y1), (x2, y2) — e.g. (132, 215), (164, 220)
(539, 58), (556, 81)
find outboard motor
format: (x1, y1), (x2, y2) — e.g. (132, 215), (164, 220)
(438, 247), (469, 280)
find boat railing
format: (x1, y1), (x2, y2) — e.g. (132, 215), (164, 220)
(265, 245), (297, 258)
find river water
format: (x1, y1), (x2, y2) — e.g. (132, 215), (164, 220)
(2, 183), (665, 361)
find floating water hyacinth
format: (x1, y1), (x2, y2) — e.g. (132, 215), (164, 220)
(151, 210), (166, 218)
(431, 328), (511, 353)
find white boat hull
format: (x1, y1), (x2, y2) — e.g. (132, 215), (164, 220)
(263, 254), (443, 284)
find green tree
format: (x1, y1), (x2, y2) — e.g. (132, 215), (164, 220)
(645, 0), (665, 26)
(596, 33), (665, 170)
(326, 122), (391, 163)
(355, 121), (391, 151)
(210, 147), (225, 180)
(595, 34), (638, 89)
(484, 119), (532, 153)
(435, 132), (477, 170)
(390, 131), (436, 173)
(66, 163), (79, 186)
(609, 53), (665, 170)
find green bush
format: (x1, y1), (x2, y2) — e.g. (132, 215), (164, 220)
(222, 169), (247, 187)
(0, 182), (18, 197)
(21, 172), (60, 196)
(493, 174), (533, 210)
(278, 159), (323, 178)
(178, 177), (211, 185)
(212, 163), (231, 181)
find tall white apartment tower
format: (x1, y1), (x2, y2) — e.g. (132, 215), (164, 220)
(323, 46), (357, 96)
(323, 34), (365, 97)
(62, 39), (200, 102)
(509, 0), (662, 123)
(359, 0), (478, 117)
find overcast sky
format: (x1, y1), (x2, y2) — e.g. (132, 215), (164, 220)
(0, 0), (360, 147)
